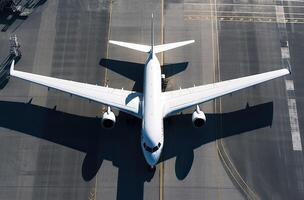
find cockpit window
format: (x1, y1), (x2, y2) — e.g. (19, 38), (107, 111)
(143, 142), (161, 153)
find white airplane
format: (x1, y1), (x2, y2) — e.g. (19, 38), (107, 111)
(9, 14), (290, 169)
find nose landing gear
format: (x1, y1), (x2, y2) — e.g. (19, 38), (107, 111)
(148, 165), (156, 172)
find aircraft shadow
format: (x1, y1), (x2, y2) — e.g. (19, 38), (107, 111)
(99, 58), (188, 92)
(162, 102), (273, 180)
(0, 100), (273, 200)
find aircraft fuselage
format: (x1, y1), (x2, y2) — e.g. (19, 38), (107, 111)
(141, 53), (164, 167)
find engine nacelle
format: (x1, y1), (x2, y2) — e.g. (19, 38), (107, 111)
(102, 107), (116, 129)
(192, 105), (206, 128)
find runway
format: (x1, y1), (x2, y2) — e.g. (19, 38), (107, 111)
(0, 0), (303, 199)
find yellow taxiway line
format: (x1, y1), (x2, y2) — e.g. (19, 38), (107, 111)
(91, 1), (114, 200)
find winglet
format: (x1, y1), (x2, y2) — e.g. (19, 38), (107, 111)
(10, 60), (15, 75)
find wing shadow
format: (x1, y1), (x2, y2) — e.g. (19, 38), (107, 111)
(0, 100), (273, 200)
(162, 102), (273, 180)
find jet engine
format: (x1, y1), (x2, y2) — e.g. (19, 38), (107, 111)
(102, 106), (116, 129)
(192, 105), (206, 128)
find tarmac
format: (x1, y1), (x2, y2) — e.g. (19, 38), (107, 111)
(0, 0), (303, 200)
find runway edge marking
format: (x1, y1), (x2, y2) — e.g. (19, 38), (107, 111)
(276, 2), (302, 151)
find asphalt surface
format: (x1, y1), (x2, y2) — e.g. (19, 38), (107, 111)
(162, 0), (242, 199)
(217, 0), (304, 199)
(0, 0), (109, 199)
(0, 0), (304, 200)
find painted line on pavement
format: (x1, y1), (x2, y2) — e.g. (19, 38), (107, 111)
(287, 98), (302, 151)
(276, 4), (302, 151)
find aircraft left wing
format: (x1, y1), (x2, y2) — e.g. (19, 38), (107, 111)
(10, 61), (142, 118)
(162, 68), (290, 117)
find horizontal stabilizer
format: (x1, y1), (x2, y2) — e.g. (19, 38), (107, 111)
(154, 40), (195, 53)
(109, 40), (151, 53)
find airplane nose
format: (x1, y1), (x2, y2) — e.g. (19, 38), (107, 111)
(148, 153), (160, 166)
(144, 150), (161, 167)
(141, 138), (163, 166)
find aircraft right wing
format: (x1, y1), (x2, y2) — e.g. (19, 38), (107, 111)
(162, 68), (290, 117)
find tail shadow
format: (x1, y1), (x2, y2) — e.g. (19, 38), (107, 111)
(99, 58), (188, 92)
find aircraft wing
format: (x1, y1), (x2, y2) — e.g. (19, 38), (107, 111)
(10, 61), (142, 118)
(162, 68), (290, 117)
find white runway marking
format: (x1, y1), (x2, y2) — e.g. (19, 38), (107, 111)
(277, 3), (303, 151)
(285, 80), (295, 90)
(276, 6), (286, 23)
(282, 0), (304, 2)
(281, 47), (290, 59)
(287, 98), (302, 151)
(285, 79), (302, 151)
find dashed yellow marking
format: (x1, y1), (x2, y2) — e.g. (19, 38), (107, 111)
(104, 0), (113, 87)
(101, 0), (113, 115)
(90, 1), (114, 200)
(184, 2), (304, 9)
(184, 15), (304, 23)
(88, 177), (98, 200)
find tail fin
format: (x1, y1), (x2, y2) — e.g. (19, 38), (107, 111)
(151, 13), (154, 54)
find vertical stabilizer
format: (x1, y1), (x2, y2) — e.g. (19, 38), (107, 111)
(151, 13), (154, 54)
